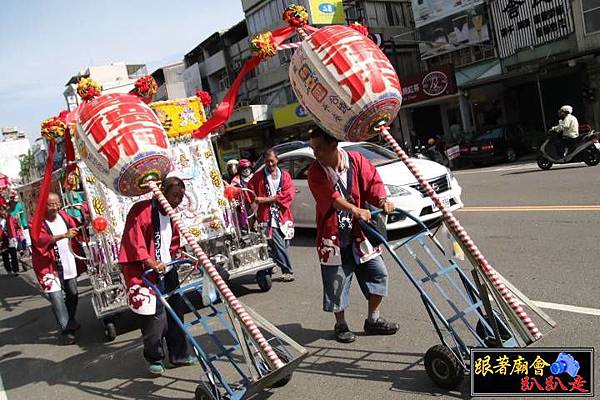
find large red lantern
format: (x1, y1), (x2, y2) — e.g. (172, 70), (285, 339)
(289, 25), (403, 142)
(76, 93), (172, 196)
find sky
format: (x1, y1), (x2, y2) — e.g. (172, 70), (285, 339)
(0, 0), (245, 143)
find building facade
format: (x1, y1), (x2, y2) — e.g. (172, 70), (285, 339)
(63, 62), (148, 111)
(0, 128), (30, 182)
(151, 62), (187, 101)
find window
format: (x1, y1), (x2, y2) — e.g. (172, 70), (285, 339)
(344, 143), (398, 166)
(278, 156), (314, 179)
(583, 0), (600, 34)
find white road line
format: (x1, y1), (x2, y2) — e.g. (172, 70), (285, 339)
(0, 373), (8, 400)
(531, 301), (600, 316)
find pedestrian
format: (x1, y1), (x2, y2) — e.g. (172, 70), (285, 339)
(31, 193), (85, 345)
(0, 205), (21, 275)
(8, 192), (29, 258)
(118, 176), (198, 375)
(307, 127), (399, 343)
(224, 159), (239, 184)
(232, 159), (253, 188)
(247, 149), (296, 282)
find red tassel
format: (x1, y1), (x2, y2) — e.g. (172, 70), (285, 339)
(30, 140), (56, 242)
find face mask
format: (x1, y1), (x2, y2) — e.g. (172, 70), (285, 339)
(241, 168), (251, 177)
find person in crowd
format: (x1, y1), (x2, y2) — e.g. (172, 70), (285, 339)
(224, 159), (239, 184)
(118, 176), (198, 375)
(551, 105), (579, 159)
(232, 159), (253, 188)
(0, 205), (21, 275)
(247, 149), (296, 282)
(8, 192), (29, 258)
(31, 193), (85, 345)
(307, 127), (399, 343)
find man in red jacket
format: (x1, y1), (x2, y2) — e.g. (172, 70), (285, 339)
(118, 176), (197, 375)
(247, 148), (296, 282)
(31, 193), (85, 345)
(307, 127), (399, 343)
(0, 205), (21, 275)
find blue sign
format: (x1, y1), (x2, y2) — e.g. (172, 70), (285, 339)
(295, 105), (308, 118)
(319, 3), (336, 13)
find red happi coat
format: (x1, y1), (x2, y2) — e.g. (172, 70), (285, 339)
(307, 151), (386, 266)
(0, 215), (22, 251)
(31, 211), (86, 293)
(247, 168), (296, 239)
(118, 199), (181, 315)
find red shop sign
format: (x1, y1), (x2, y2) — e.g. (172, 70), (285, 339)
(401, 65), (457, 106)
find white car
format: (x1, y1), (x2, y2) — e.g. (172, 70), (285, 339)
(269, 142), (463, 230)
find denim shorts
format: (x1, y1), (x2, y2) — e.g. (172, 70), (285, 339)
(320, 246), (389, 313)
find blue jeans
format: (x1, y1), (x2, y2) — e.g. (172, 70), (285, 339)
(268, 228), (293, 274)
(47, 278), (79, 333)
(320, 246), (388, 313)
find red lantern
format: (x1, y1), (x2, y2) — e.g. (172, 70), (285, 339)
(92, 216), (109, 233)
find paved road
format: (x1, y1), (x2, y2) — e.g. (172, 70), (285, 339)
(1, 161), (599, 400)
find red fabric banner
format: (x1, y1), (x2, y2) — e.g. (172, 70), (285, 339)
(193, 26), (296, 139)
(30, 140), (56, 242)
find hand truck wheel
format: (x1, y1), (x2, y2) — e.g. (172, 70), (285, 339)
(194, 384), (212, 400)
(103, 320), (117, 342)
(256, 270), (272, 292)
(424, 344), (465, 390)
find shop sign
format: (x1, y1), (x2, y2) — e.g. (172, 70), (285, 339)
(273, 102), (313, 129)
(308, 0), (345, 24)
(411, 0), (484, 28)
(490, 0), (574, 58)
(401, 65), (457, 106)
(416, 3), (491, 60)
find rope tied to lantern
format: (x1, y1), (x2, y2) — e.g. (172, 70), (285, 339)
(77, 77), (103, 102)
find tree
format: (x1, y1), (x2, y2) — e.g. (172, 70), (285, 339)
(18, 151), (34, 182)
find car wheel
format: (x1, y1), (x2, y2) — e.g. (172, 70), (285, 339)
(506, 148), (517, 162)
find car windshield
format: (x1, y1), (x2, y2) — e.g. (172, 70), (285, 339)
(344, 143), (398, 166)
(476, 128), (505, 140)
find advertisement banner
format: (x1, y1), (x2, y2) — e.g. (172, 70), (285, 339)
(401, 64), (458, 106)
(411, 0), (484, 28)
(308, 0), (346, 25)
(490, 0), (574, 59)
(417, 3), (491, 60)
(273, 102), (312, 129)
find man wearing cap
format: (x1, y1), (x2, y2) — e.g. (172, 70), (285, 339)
(551, 105), (579, 159)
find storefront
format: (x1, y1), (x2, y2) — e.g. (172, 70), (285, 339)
(399, 65), (466, 147)
(272, 102), (316, 143)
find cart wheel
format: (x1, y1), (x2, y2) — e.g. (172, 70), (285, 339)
(475, 314), (512, 344)
(269, 346), (292, 388)
(256, 270), (272, 292)
(104, 321), (117, 342)
(194, 385), (212, 400)
(424, 344), (465, 390)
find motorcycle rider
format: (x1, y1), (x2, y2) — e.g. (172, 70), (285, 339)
(551, 105), (579, 159)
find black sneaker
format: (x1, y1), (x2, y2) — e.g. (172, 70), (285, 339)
(334, 322), (356, 343)
(59, 332), (76, 345)
(364, 317), (399, 335)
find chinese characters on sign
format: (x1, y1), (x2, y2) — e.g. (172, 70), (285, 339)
(471, 348), (593, 397)
(490, 0), (574, 58)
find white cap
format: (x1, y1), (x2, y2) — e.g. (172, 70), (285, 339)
(560, 105), (573, 114)
(226, 159), (239, 166)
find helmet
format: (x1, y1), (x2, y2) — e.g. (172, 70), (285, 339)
(226, 159), (239, 166)
(239, 159), (252, 169)
(560, 105), (573, 114)
(427, 138), (436, 145)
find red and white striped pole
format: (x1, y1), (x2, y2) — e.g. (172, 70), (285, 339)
(148, 181), (284, 369)
(378, 127), (542, 341)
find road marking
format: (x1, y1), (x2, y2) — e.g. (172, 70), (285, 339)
(460, 205), (600, 212)
(455, 163), (539, 175)
(531, 301), (600, 316)
(0, 373), (7, 400)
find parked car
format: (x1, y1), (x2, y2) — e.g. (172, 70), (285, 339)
(258, 142), (463, 231)
(460, 125), (531, 165)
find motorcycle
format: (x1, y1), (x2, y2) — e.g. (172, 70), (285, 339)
(537, 130), (600, 170)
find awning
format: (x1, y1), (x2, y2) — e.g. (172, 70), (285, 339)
(400, 93), (459, 109)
